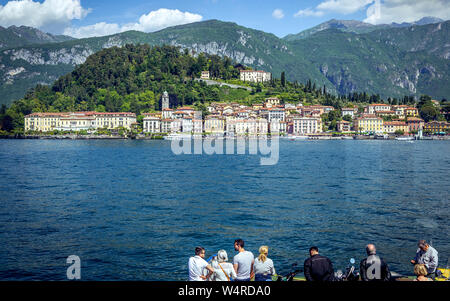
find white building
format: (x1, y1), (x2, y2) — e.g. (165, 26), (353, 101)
(342, 107), (358, 118)
(204, 117), (225, 134)
(161, 119), (172, 133)
(270, 120), (286, 134)
(162, 108), (173, 119)
(170, 119), (182, 133)
(268, 107), (286, 123)
(181, 117), (193, 133)
(235, 118), (268, 136)
(201, 71), (210, 80)
(240, 70), (271, 83)
(143, 115), (161, 133)
(293, 117), (322, 134)
(193, 119), (203, 134)
(24, 111), (137, 132)
(364, 104), (392, 115)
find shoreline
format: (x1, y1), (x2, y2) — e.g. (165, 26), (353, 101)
(1, 134), (449, 141)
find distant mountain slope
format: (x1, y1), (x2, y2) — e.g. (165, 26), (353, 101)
(0, 19), (449, 106)
(288, 28), (449, 100)
(284, 17), (445, 41)
(0, 26), (74, 50)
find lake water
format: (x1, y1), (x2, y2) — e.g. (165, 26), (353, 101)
(0, 139), (449, 280)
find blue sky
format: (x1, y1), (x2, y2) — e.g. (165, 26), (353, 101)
(65, 0), (368, 36)
(0, 0), (449, 38)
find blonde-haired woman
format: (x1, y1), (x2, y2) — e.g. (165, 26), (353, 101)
(414, 264), (433, 281)
(253, 246), (275, 281)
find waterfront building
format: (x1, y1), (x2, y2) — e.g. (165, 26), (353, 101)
(383, 121), (409, 134)
(234, 118), (268, 136)
(170, 119), (182, 133)
(24, 112), (76, 132)
(337, 120), (352, 133)
(353, 115), (383, 134)
(161, 119), (172, 133)
(424, 121), (450, 134)
(270, 120), (286, 134)
(225, 117), (236, 136)
(24, 111), (136, 132)
(240, 70), (271, 83)
(204, 117), (225, 134)
(406, 117), (425, 133)
(143, 115), (161, 133)
(292, 117), (322, 134)
(256, 118), (268, 135)
(193, 119), (203, 134)
(181, 117), (193, 133)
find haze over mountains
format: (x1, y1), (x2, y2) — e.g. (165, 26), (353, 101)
(0, 17), (448, 106)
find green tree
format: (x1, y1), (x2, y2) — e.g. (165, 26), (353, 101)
(281, 72), (286, 88)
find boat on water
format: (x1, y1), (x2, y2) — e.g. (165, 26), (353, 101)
(163, 133), (193, 140)
(288, 135), (309, 140)
(395, 136), (414, 141)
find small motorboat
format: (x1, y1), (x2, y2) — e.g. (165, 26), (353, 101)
(395, 136), (414, 141)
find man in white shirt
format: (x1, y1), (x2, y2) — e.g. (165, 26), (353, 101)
(188, 247), (214, 281)
(233, 239), (255, 281)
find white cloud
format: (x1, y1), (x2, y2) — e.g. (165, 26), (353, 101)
(272, 9), (285, 20)
(64, 8), (203, 38)
(295, 0), (373, 17)
(0, 0), (89, 30)
(364, 0), (450, 25)
(316, 0), (373, 14)
(294, 8), (325, 18)
(63, 22), (121, 39)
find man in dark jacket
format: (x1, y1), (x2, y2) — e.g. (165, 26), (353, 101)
(304, 246), (335, 281)
(360, 244), (391, 281)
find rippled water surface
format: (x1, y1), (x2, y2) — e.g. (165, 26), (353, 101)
(0, 139), (449, 280)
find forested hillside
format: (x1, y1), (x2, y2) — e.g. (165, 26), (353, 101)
(1, 19), (448, 106)
(3, 44), (445, 134)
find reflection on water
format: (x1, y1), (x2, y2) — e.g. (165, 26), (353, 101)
(0, 139), (448, 280)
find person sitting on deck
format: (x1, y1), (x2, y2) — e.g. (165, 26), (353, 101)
(211, 250), (237, 281)
(253, 246), (276, 281)
(188, 246), (215, 281)
(414, 264), (433, 281)
(304, 246), (335, 281)
(360, 244), (391, 281)
(411, 240), (438, 278)
(233, 239), (255, 281)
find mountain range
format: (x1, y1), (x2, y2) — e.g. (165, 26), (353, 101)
(0, 17), (449, 106)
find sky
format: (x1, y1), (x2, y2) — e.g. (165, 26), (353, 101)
(0, 0), (449, 38)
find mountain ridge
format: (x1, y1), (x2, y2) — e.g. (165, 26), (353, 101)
(283, 16), (446, 41)
(0, 19), (448, 106)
